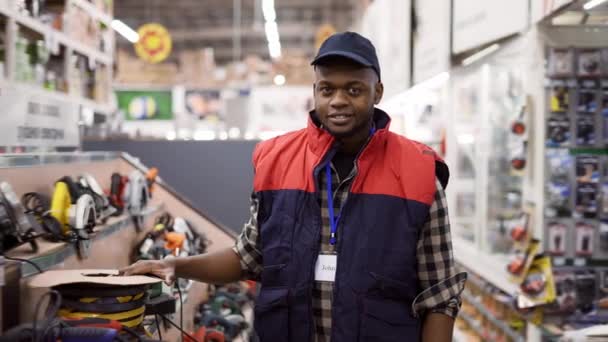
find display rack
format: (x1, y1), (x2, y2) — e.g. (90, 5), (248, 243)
(461, 291), (525, 342)
(0, 0), (115, 117)
(448, 26), (547, 290)
(0, 6), (113, 65)
(0, 152), (239, 341)
(7, 205), (162, 277)
(446, 6), (608, 339)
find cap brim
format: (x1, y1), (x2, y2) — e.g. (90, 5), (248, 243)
(311, 51), (373, 68)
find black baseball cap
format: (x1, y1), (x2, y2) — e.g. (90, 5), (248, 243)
(311, 31), (381, 80)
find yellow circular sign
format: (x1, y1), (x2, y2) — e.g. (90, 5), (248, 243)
(135, 23), (172, 64)
(315, 24), (337, 51)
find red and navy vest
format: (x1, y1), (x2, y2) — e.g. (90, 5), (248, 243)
(252, 109), (449, 342)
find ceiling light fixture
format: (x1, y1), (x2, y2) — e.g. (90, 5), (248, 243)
(462, 44), (500, 66)
(584, 0), (608, 10)
(261, 0), (281, 60)
(262, 0), (276, 21)
(111, 19), (139, 43)
(274, 74), (286, 86)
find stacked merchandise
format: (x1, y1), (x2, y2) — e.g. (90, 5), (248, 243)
(189, 282), (256, 342)
(541, 47), (608, 333)
(13, 34), (58, 89)
(16, 0), (112, 52)
(11, 0), (113, 102)
(459, 212), (556, 341)
(456, 270), (531, 342)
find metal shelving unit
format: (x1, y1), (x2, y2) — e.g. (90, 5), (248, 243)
(0, 0), (115, 116)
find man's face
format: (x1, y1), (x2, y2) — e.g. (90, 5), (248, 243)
(313, 59), (383, 138)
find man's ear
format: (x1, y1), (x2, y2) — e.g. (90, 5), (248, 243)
(374, 82), (384, 105)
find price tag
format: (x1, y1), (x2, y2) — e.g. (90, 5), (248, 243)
(553, 257), (566, 266)
(574, 258), (587, 267)
(567, 79), (577, 87)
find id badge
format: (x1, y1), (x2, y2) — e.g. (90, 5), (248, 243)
(314, 253), (337, 282)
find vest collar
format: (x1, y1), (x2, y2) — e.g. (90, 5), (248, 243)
(306, 108), (392, 156)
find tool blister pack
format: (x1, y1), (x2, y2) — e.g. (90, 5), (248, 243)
(542, 47), (608, 325)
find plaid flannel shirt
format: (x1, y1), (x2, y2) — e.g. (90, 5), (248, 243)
(234, 161), (466, 342)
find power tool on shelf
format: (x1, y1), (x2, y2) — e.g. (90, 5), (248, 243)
(123, 170), (151, 232)
(78, 173), (116, 223)
(137, 213), (174, 260)
(189, 326), (227, 342)
(21, 192), (67, 243)
(0, 181), (39, 253)
(108, 172), (127, 216)
(51, 176), (97, 259)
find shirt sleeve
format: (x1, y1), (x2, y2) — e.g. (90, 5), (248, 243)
(232, 192), (263, 280)
(413, 178), (467, 319)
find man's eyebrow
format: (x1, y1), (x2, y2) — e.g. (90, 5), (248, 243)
(345, 81), (367, 87)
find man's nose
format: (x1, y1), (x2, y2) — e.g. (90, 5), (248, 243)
(330, 90), (348, 109)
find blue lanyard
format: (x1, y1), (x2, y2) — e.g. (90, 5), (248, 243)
(326, 163), (339, 245)
(326, 125), (376, 246)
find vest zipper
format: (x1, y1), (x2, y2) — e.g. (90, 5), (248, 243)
(330, 134), (376, 342)
(310, 144), (337, 341)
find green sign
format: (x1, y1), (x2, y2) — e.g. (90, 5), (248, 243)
(116, 90), (173, 120)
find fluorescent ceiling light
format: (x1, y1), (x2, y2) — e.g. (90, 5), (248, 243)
(265, 21), (279, 42)
(111, 19), (139, 43)
(462, 44), (500, 66)
(584, 0), (608, 10)
(268, 42), (282, 58)
(262, 0), (276, 22)
(261, 0), (281, 59)
(551, 11), (585, 25)
(274, 74), (286, 86)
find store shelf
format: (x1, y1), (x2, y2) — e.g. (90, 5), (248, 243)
(453, 237), (520, 295)
(462, 291), (525, 342)
(0, 81), (114, 115)
(0, 6), (112, 65)
(6, 205), (162, 277)
(69, 0), (113, 26)
(0, 151), (120, 168)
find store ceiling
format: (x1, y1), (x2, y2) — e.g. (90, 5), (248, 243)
(114, 0), (361, 64)
(551, 0), (608, 25)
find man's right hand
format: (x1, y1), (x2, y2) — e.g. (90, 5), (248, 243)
(119, 248), (245, 285)
(119, 259), (176, 285)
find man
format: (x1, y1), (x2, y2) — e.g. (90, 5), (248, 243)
(122, 32), (466, 341)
